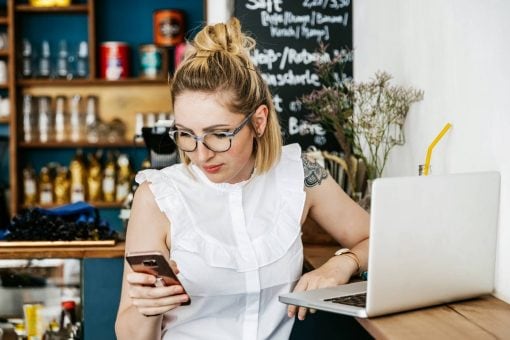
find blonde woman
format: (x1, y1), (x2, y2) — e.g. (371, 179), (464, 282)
(115, 18), (369, 340)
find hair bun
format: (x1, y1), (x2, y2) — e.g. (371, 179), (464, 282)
(193, 17), (255, 58)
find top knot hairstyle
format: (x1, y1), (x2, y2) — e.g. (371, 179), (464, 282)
(170, 17), (282, 174)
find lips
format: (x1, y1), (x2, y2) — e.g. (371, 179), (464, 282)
(202, 164), (223, 174)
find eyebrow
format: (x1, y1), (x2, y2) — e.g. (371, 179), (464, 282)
(174, 123), (234, 133)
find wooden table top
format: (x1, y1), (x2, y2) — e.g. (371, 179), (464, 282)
(302, 243), (510, 340)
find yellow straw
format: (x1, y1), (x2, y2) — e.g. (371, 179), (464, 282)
(424, 123), (452, 176)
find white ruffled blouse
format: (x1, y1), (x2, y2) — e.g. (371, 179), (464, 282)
(135, 144), (306, 340)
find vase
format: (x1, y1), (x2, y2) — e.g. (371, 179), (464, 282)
(358, 179), (373, 212)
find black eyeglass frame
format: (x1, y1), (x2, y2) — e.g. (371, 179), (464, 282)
(168, 111), (256, 153)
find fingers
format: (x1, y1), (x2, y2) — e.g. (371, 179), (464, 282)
(287, 276), (308, 319)
(127, 272), (157, 286)
(288, 271), (334, 320)
(169, 260), (180, 275)
(128, 281), (189, 316)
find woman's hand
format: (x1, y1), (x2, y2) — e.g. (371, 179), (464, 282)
(127, 260), (189, 316)
(287, 255), (357, 321)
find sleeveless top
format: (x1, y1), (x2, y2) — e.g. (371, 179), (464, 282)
(135, 144), (306, 340)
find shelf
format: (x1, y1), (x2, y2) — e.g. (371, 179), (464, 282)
(0, 50), (9, 56)
(0, 84), (8, 89)
(19, 140), (145, 148)
(18, 78), (168, 87)
(0, 241), (125, 259)
(0, 117), (9, 124)
(0, 17), (7, 25)
(15, 4), (89, 13)
(25, 201), (125, 209)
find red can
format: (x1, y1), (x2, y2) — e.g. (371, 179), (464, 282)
(153, 9), (185, 47)
(100, 42), (130, 80)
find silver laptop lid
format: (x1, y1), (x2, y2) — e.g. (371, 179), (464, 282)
(366, 171), (500, 317)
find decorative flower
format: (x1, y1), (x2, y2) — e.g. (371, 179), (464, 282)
(302, 47), (424, 194)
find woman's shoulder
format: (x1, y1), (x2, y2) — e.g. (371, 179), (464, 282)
(135, 164), (188, 185)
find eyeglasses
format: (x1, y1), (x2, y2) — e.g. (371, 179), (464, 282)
(169, 111), (255, 153)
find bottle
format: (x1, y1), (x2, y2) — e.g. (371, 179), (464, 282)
(87, 151), (103, 202)
(69, 94), (82, 142)
(38, 166), (54, 205)
(21, 38), (33, 78)
(102, 151), (116, 202)
(69, 149), (87, 203)
(85, 95), (99, 143)
(22, 94), (34, 143)
(55, 95), (67, 142)
(54, 166), (70, 205)
(38, 96), (52, 143)
(56, 39), (70, 79)
(116, 154), (132, 202)
(23, 164), (38, 206)
(75, 41), (89, 78)
(146, 112), (156, 127)
(38, 40), (51, 78)
(134, 112), (144, 142)
(59, 300), (77, 334)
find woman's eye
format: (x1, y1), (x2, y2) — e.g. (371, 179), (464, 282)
(212, 133), (229, 139)
(178, 131), (193, 138)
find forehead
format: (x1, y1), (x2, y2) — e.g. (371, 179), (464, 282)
(173, 91), (239, 128)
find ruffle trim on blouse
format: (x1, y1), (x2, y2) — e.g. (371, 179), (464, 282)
(135, 144), (306, 272)
(135, 169), (174, 202)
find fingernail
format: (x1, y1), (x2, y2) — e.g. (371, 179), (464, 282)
(288, 311), (293, 318)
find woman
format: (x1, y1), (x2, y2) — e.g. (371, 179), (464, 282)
(116, 18), (369, 340)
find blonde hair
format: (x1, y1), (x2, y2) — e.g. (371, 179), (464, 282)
(170, 17), (282, 174)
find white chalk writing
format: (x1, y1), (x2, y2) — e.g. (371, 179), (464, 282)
(261, 69), (320, 87)
(273, 94), (283, 112)
(288, 116), (326, 136)
(246, 0), (283, 13)
(302, 0), (351, 10)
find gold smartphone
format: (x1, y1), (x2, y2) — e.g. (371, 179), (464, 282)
(126, 250), (191, 305)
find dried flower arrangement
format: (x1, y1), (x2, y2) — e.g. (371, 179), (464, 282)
(302, 47), (424, 194)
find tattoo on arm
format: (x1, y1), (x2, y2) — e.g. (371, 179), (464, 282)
(302, 154), (328, 187)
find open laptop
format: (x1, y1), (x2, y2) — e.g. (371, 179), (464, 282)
(279, 171), (500, 318)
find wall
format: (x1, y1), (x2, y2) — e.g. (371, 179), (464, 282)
(353, 0), (510, 302)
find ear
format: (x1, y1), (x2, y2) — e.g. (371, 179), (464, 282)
(252, 105), (269, 137)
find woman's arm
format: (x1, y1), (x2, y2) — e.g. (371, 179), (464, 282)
(115, 182), (188, 339)
(289, 155), (370, 320)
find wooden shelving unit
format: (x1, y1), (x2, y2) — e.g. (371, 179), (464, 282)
(5, 0), (171, 216)
(19, 140), (145, 148)
(23, 201), (124, 209)
(0, 241), (125, 259)
(18, 77), (168, 86)
(15, 4), (89, 13)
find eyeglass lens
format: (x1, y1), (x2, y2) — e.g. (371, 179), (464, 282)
(174, 131), (232, 152)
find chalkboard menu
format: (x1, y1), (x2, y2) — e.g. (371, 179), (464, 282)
(234, 0), (352, 151)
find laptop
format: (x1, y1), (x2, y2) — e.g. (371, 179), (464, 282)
(279, 171), (500, 318)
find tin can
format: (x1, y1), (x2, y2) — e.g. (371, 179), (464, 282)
(23, 303), (43, 339)
(139, 44), (163, 79)
(100, 42), (130, 80)
(153, 9), (185, 47)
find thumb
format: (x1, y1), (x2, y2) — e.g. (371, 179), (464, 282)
(169, 260), (180, 274)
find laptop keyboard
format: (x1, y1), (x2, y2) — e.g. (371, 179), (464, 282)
(324, 293), (367, 307)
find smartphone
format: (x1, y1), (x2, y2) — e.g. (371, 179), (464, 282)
(126, 250), (191, 305)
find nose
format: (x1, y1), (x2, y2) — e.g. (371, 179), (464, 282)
(195, 140), (215, 163)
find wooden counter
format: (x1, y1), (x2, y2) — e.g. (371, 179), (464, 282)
(302, 244), (510, 340)
(0, 242), (125, 259)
